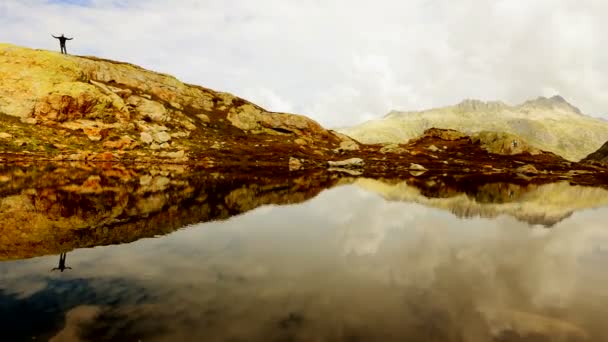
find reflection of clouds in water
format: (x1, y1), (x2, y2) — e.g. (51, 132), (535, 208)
(0, 275), (154, 341)
(2, 185), (608, 341)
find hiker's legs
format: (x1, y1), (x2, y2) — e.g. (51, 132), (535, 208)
(61, 45), (66, 54)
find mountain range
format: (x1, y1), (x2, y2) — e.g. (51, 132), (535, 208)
(340, 96), (608, 161)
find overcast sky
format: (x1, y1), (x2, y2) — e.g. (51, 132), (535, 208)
(1, 0), (607, 127)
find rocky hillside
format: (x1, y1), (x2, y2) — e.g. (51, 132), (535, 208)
(0, 43), (354, 164)
(582, 140), (608, 164)
(340, 96), (608, 161)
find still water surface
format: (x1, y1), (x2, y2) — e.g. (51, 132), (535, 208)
(1, 164), (608, 341)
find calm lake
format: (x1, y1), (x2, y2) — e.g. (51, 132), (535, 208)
(1, 163), (608, 341)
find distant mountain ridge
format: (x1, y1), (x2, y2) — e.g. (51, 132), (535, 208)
(341, 96), (608, 161)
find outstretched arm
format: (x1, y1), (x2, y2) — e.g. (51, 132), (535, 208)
(66, 37), (73, 40)
(52, 35), (59, 39)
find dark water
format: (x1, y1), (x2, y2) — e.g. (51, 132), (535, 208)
(1, 163), (608, 341)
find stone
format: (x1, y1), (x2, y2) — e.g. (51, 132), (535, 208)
(409, 170), (427, 177)
(129, 96), (169, 122)
(427, 145), (440, 152)
(472, 131), (540, 156)
(197, 114), (210, 124)
(102, 135), (134, 150)
(83, 127), (103, 141)
(140, 132), (154, 144)
(139, 175), (153, 186)
(327, 158), (365, 169)
(289, 157), (303, 171)
(152, 176), (170, 191)
(180, 119), (197, 131)
(424, 128), (467, 141)
(153, 131), (171, 144)
(61, 175), (103, 194)
(336, 140), (359, 152)
(96, 151), (114, 161)
(516, 164), (538, 174)
(409, 163), (427, 171)
(20, 117), (37, 125)
(165, 150), (185, 159)
(227, 103), (329, 138)
(332, 132), (360, 152)
(150, 143), (161, 150)
(0, 132), (12, 139)
(380, 144), (406, 154)
(171, 131), (189, 138)
(32, 82), (118, 123)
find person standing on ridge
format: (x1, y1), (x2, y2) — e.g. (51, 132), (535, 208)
(52, 34), (73, 54)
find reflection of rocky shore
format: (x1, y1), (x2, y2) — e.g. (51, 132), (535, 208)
(0, 162), (340, 260)
(4, 161), (608, 260)
(355, 177), (608, 226)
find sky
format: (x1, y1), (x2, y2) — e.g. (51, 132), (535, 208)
(1, 0), (607, 127)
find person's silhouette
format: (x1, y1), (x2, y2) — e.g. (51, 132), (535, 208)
(51, 253), (72, 272)
(52, 34), (73, 54)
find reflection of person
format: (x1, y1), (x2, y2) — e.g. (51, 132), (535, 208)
(51, 253), (72, 272)
(52, 34), (73, 54)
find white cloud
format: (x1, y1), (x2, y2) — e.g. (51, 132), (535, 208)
(1, 0), (607, 128)
(241, 87), (294, 113)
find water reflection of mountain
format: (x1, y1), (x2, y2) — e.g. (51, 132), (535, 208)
(354, 178), (608, 226)
(3, 162), (608, 260)
(0, 163), (341, 260)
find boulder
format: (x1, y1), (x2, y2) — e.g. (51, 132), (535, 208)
(472, 131), (540, 156)
(227, 103), (329, 138)
(409, 163), (427, 171)
(424, 128), (468, 141)
(153, 131), (172, 144)
(128, 95), (169, 122)
(332, 132), (360, 152)
(32, 82), (119, 123)
(289, 157), (303, 171)
(328, 158), (365, 169)
(516, 164), (539, 174)
(380, 144), (406, 154)
(140, 132), (154, 144)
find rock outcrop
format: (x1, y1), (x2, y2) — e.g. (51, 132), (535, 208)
(471, 131), (540, 156)
(340, 96), (608, 161)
